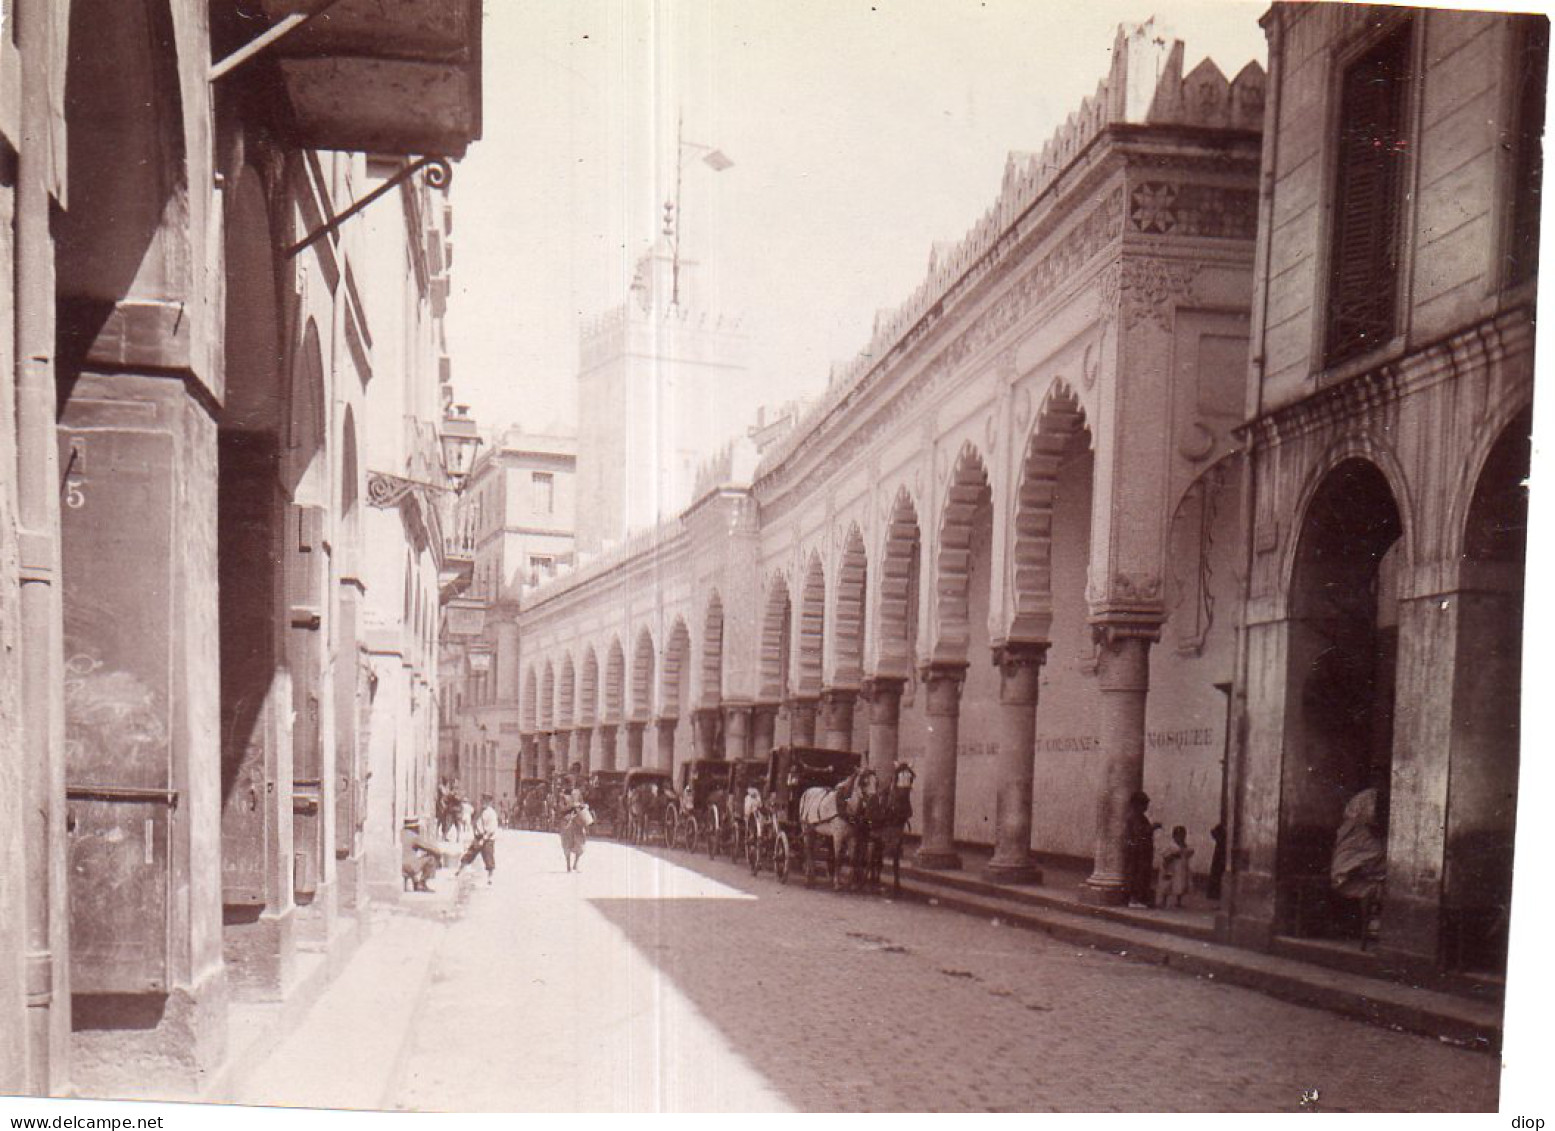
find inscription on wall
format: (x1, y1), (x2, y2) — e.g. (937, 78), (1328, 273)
(1037, 728), (1216, 753)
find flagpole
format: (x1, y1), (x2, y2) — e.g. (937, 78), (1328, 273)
(672, 110), (685, 309)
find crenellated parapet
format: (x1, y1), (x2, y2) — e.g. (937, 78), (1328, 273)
(755, 20), (1264, 480)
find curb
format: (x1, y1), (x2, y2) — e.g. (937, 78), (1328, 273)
(896, 873), (1501, 1053)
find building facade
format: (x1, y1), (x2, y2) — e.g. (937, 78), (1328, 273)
(507, 6), (1539, 979)
(1222, 3), (1539, 975)
(514, 22), (1266, 886)
(441, 427), (578, 802)
(0, 0), (481, 1097)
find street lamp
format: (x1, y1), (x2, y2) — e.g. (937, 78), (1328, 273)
(663, 114), (733, 309)
(439, 403), (482, 491)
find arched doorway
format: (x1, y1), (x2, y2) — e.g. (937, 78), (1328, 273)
(1443, 410), (1529, 971)
(1277, 458), (1403, 939)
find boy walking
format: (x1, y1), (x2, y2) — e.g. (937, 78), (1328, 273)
(457, 794), (501, 884)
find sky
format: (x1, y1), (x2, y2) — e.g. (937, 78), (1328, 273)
(444, 0), (1271, 437)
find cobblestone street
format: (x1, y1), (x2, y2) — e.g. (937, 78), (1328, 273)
(379, 831), (1499, 1112)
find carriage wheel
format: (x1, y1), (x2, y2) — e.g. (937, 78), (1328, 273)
(684, 815), (701, 853)
(664, 806), (678, 849)
(707, 808), (720, 861)
(775, 830), (791, 885)
(747, 829), (760, 876)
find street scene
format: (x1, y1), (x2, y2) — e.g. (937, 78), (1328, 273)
(0, 0), (1547, 1116)
(238, 830), (1498, 1113)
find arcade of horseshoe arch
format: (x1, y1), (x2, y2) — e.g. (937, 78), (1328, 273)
(505, 12), (1535, 976)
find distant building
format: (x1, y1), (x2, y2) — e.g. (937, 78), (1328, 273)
(441, 427), (578, 800)
(573, 245), (754, 553)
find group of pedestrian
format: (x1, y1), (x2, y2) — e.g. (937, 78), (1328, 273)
(400, 789), (502, 892)
(1120, 791), (1227, 910)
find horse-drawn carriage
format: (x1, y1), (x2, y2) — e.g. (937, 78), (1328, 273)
(746, 746), (863, 886)
(516, 778), (550, 830)
(667, 758), (767, 858)
(622, 767), (674, 845)
(586, 770), (628, 839)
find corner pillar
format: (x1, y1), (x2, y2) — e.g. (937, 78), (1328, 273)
(1082, 624), (1156, 905)
(625, 721), (646, 768)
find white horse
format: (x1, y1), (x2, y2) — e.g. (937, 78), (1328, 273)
(797, 770), (876, 890)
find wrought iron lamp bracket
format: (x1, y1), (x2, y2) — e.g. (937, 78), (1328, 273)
(286, 156), (452, 259)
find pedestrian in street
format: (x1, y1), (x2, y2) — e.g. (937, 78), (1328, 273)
(401, 817), (442, 893)
(1207, 822), (1227, 901)
(1158, 825), (1194, 908)
(457, 794), (500, 884)
(559, 786), (589, 872)
(1123, 791), (1160, 909)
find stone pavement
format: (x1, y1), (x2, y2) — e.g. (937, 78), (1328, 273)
(241, 830), (1500, 1112)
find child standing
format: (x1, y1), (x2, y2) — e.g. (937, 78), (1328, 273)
(1159, 825), (1195, 908)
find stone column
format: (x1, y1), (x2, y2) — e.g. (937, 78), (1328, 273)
(788, 696), (819, 746)
(519, 735), (534, 779)
(751, 704), (779, 760)
(556, 728), (574, 773)
(916, 662), (968, 870)
(656, 717), (677, 770)
(539, 732), (554, 778)
(723, 703), (752, 760)
(820, 688), (858, 750)
(1082, 627), (1155, 905)
(597, 724), (618, 772)
(987, 643), (1048, 884)
(575, 726), (592, 775)
(692, 707), (721, 759)
(863, 677), (905, 774)
(625, 721), (646, 768)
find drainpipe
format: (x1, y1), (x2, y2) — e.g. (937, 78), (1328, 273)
(15, 0), (67, 1093)
(1224, 7), (1283, 941)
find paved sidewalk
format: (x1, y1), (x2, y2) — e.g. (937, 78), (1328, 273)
(391, 831), (790, 1112)
(890, 844), (1503, 1048)
(228, 906), (445, 1110)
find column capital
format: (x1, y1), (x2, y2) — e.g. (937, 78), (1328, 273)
(860, 675), (906, 701)
(624, 718), (647, 733)
(1088, 614), (1163, 649)
(820, 686), (859, 707)
(917, 659), (969, 684)
(918, 661), (968, 717)
(992, 640), (1050, 672)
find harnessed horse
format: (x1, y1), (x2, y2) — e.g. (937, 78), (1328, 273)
(797, 768), (878, 890)
(863, 763), (915, 892)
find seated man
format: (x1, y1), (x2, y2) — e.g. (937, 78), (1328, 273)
(401, 817), (442, 892)
(1331, 787), (1387, 901)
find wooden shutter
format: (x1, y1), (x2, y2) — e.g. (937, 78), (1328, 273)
(1510, 16), (1549, 287)
(1326, 25), (1412, 366)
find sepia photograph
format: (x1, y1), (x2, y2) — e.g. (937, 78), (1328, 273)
(0, 0), (1550, 1115)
